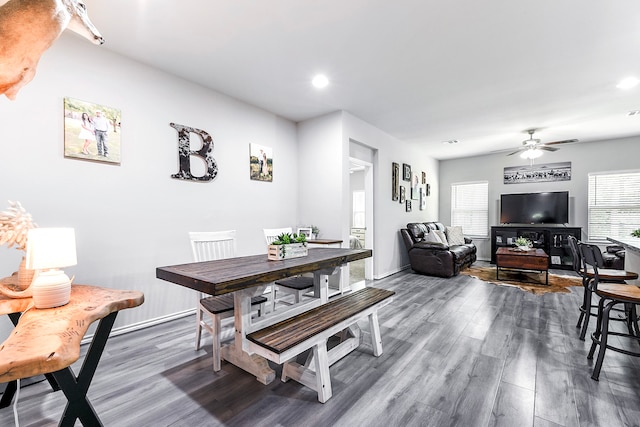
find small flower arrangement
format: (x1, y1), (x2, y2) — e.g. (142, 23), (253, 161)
(268, 232), (308, 260)
(271, 232), (307, 245)
(514, 236), (532, 248)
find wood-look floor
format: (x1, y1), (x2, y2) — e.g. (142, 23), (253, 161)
(3, 264), (640, 427)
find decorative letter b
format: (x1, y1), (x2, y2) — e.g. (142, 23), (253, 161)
(169, 122), (218, 182)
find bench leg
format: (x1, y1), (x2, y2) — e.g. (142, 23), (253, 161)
(369, 312), (384, 357)
(281, 340), (333, 403)
(313, 343), (332, 403)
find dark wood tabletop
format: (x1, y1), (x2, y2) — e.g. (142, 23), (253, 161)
(156, 247), (372, 296)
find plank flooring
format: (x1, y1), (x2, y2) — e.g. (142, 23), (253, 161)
(3, 263), (640, 426)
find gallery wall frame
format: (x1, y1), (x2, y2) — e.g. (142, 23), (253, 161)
(403, 163), (411, 181)
(411, 172), (420, 200)
(250, 143), (273, 182)
(392, 162), (399, 201)
(422, 171), (426, 185)
(406, 200), (412, 212)
(63, 97), (121, 165)
(400, 186), (406, 203)
(420, 187), (427, 210)
(504, 161), (571, 184)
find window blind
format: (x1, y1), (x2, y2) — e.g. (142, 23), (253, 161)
(451, 181), (488, 237)
(588, 171), (640, 241)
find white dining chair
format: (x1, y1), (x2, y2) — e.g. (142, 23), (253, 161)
(190, 230), (267, 371)
(263, 227), (314, 311)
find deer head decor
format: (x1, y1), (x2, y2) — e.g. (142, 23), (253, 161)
(0, 0), (104, 100)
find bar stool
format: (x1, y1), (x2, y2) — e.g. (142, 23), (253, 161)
(568, 236), (639, 340)
(579, 243), (640, 380)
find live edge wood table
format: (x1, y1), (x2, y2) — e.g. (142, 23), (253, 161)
(495, 247), (550, 285)
(156, 247), (371, 385)
(0, 285), (144, 426)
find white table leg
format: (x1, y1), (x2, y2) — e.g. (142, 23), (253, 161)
(220, 287), (276, 385)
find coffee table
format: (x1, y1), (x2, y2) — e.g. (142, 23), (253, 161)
(495, 247), (549, 285)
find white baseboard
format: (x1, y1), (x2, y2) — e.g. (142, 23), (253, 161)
(374, 264), (411, 280)
(81, 308), (195, 345)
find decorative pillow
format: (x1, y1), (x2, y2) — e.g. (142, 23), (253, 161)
(446, 226), (465, 246)
(407, 223), (429, 240)
(423, 230), (443, 244)
(434, 229), (449, 245)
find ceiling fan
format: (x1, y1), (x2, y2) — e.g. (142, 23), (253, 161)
(507, 129), (578, 159)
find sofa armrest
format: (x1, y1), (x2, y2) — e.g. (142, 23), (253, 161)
(464, 237), (473, 244)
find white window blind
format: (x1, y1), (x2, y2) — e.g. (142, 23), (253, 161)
(451, 181), (488, 237)
(588, 170), (640, 241)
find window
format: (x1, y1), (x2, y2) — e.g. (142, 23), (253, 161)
(352, 191), (366, 228)
(451, 181), (489, 237)
(588, 170), (640, 241)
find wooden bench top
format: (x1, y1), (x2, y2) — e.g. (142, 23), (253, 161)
(247, 287), (394, 354)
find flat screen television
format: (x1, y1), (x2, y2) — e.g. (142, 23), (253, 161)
(500, 191), (569, 224)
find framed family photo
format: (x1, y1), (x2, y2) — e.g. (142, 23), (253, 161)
(250, 143), (273, 182)
(63, 97), (121, 164)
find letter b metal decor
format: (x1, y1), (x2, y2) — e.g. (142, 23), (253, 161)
(170, 122), (218, 182)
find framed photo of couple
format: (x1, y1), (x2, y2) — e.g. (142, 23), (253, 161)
(63, 97), (121, 165)
(250, 143), (273, 182)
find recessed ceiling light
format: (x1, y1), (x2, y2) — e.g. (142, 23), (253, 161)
(628, 110), (640, 116)
(616, 77), (639, 90)
(312, 74), (329, 89)
(442, 139), (459, 144)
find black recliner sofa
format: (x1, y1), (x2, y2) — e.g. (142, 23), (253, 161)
(400, 222), (477, 278)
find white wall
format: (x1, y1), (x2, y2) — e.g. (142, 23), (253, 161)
(0, 34), (299, 334)
(296, 111), (439, 278)
(439, 136), (640, 260)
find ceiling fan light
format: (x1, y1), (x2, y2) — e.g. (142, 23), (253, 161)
(520, 148), (543, 159)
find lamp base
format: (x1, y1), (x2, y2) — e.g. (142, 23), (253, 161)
(32, 269), (71, 309)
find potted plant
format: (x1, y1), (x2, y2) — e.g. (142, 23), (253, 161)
(311, 225), (320, 239)
(514, 236), (532, 251)
(632, 229), (640, 238)
(268, 232), (308, 260)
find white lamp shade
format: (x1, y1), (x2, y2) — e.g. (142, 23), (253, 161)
(25, 228), (77, 270)
(520, 148), (543, 160)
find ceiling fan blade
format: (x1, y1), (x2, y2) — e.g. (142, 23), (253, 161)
(539, 146), (559, 152)
(506, 149), (523, 156)
(544, 138), (579, 146)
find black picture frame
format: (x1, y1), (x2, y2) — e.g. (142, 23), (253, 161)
(402, 163), (411, 181)
(392, 162), (399, 201)
(406, 200), (412, 212)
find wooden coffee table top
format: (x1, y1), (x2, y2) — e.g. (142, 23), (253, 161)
(496, 247), (547, 257)
(496, 247), (549, 271)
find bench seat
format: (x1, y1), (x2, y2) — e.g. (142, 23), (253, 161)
(246, 286), (394, 402)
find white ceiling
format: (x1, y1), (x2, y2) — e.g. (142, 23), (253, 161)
(81, 0), (640, 159)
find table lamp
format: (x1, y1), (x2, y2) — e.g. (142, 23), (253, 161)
(25, 228), (77, 308)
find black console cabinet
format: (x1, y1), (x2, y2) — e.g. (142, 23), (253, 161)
(490, 225), (582, 270)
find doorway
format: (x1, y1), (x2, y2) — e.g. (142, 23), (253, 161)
(349, 156), (373, 285)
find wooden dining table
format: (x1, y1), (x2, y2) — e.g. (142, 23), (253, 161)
(156, 247), (372, 384)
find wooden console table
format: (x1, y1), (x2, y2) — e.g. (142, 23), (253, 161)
(0, 285), (144, 426)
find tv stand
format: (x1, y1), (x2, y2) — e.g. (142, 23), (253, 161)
(490, 225), (581, 270)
